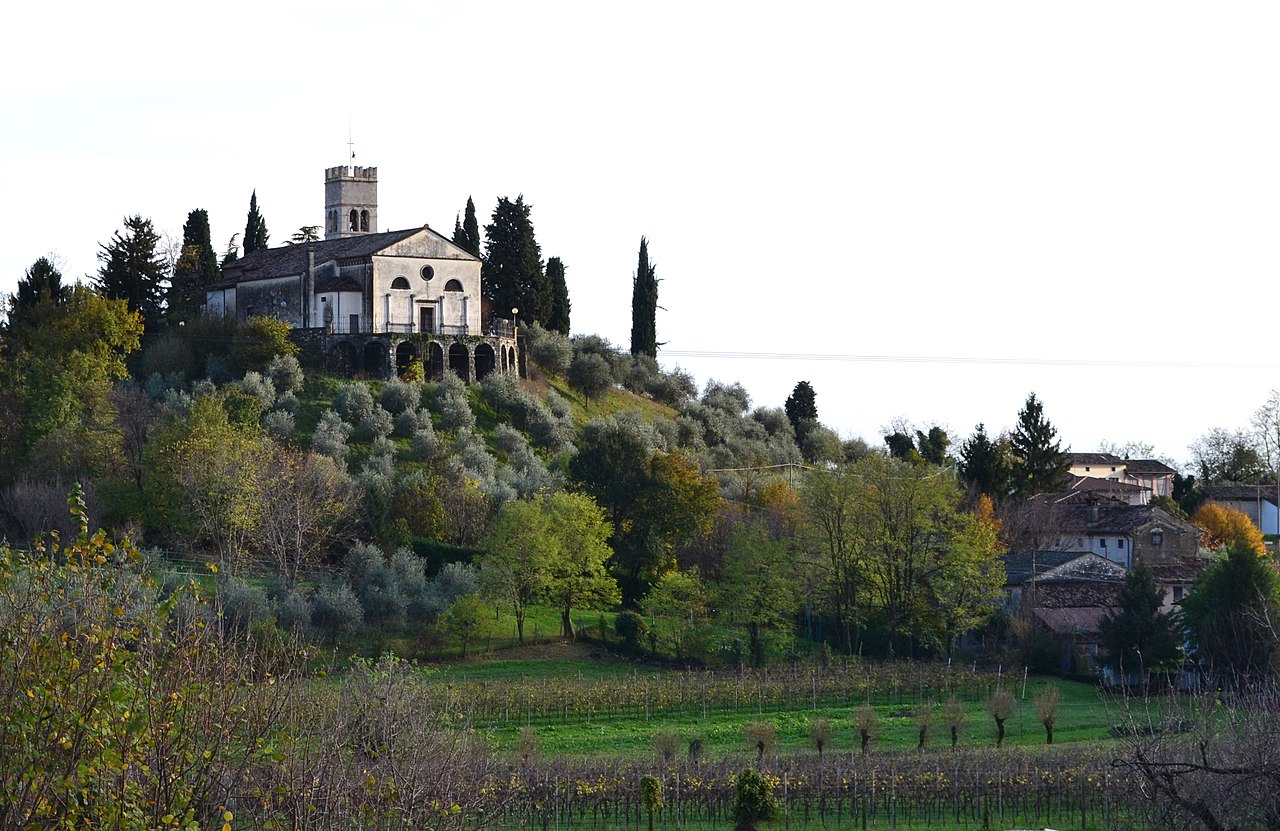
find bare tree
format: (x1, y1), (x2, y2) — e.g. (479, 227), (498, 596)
(256, 447), (358, 583)
(986, 689), (1016, 748)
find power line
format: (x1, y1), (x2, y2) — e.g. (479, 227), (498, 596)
(660, 349), (1279, 370)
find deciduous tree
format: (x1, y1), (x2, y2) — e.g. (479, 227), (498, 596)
(1191, 502), (1266, 556)
(716, 523), (799, 666)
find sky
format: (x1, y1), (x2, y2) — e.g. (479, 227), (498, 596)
(2, 1), (1278, 470)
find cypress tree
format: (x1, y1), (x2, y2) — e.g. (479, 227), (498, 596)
(461, 196), (480, 257)
(243, 191), (270, 255)
(630, 237), (658, 357)
(95, 215), (167, 332)
(784, 381), (818, 441)
(545, 256), (571, 335)
(483, 196), (545, 323)
(168, 209), (220, 323)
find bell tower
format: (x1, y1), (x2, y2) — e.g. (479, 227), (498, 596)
(324, 165), (378, 240)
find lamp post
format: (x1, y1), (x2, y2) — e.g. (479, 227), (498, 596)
(511, 307), (519, 376)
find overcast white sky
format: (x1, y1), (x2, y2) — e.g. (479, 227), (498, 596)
(3, 1), (1278, 469)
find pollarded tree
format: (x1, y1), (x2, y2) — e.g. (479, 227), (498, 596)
(167, 209), (221, 324)
(1010, 393), (1070, 497)
(630, 237), (659, 357)
(545, 256), (571, 335)
(1099, 563), (1181, 676)
(243, 190), (270, 254)
(95, 215), (168, 332)
(483, 196), (546, 324)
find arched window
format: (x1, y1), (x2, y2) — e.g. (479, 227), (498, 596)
(390, 276), (411, 290)
(444, 279), (464, 292)
(348, 209), (358, 231)
(360, 210), (369, 232)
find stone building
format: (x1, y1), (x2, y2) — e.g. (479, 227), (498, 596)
(205, 165), (516, 380)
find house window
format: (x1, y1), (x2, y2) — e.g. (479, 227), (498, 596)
(1100, 538), (1108, 548)
(1117, 539), (1125, 549)
(1172, 585), (1184, 601)
(444, 279), (463, 292)
(1151, 531), (1163, 545)
(390, 276), (410, 290)
(1085, 466), (1091, 472)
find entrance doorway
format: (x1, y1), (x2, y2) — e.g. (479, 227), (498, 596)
(419, 306), (435, 334)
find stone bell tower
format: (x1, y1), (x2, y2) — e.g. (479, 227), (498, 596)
(324, 165), (378, 240)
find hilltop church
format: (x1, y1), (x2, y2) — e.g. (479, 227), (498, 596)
(205, 165), (517, 381)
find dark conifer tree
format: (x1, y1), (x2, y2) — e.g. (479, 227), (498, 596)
(483, 196), (545, 323)
(460, 196), (481, 257)
(5, 257), (68, 344)
(1010, 393), (1070, 497)
(95, 215), (167, 332)
(1099, 564), (1181, 675)
(243, 191), (269, 254)
(167, 209), (220, 323)
(545, 256), (571, 335)
(630, 237), (658, 357)
(784, 381), (818, 439)
(958, 423), (1012, 497)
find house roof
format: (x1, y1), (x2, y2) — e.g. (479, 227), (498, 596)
(1147, 561), (1209, 584)
(1067, 452), (1125, 466)
(314, 275), (363, 293)
(210, 225), (476, 289)
(1034, 607), (1109, 639)
(1068, 475), (1144, 494)
(1125, 459), (1177, 476)
(1203, 484), (1278, 504)
(1032, 579), (1123, 609)
(1054, 503), (1198, 536)
(1003, 551), (1094, 584)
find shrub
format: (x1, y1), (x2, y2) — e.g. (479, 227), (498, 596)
(267, 353), (304, 394)
(272, 390), (299, 414)
(732, 768), (779, 831)
(568, 352), (613, 400)
(412, 428), (442, 461)
(394, 406), (432, 438)
(525, 321), (572, 375)
(380, 377), (422, 415)
(334, 382), (375, 424)
(615, 611), (648, 649)
(312, 409), (353, 462)
(240, 371), (276, 409)
(437, 390), (476, 432)
(272, 587), (311, 635)
(231, 316), (298, 374)
(310, 583), (364, 644)
(262, 409), (295, 440)
(357, 405), (394, 442)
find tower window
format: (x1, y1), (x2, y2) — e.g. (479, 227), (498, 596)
(391, 276), (411, 290)
(360, 210), (369, 231)
(349, 209), (358, 231)
(444, 279), (463, 292)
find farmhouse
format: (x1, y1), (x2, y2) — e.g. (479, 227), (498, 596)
(205, 165), (517, 380)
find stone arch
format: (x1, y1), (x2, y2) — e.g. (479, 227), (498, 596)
(329, 340), (358, 375)
(448, 343), (470, 382)
(474, 343), (496, 380)
(363, 340), (389, 379)
(444, 279), (463, 292)
(395, 340), (421, 377)
(427, 341), (445, 381)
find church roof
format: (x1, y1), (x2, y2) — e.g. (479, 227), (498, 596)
(210, 225), (475, 289)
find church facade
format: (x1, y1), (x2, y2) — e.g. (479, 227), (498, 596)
(205, 165), (516, 381)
